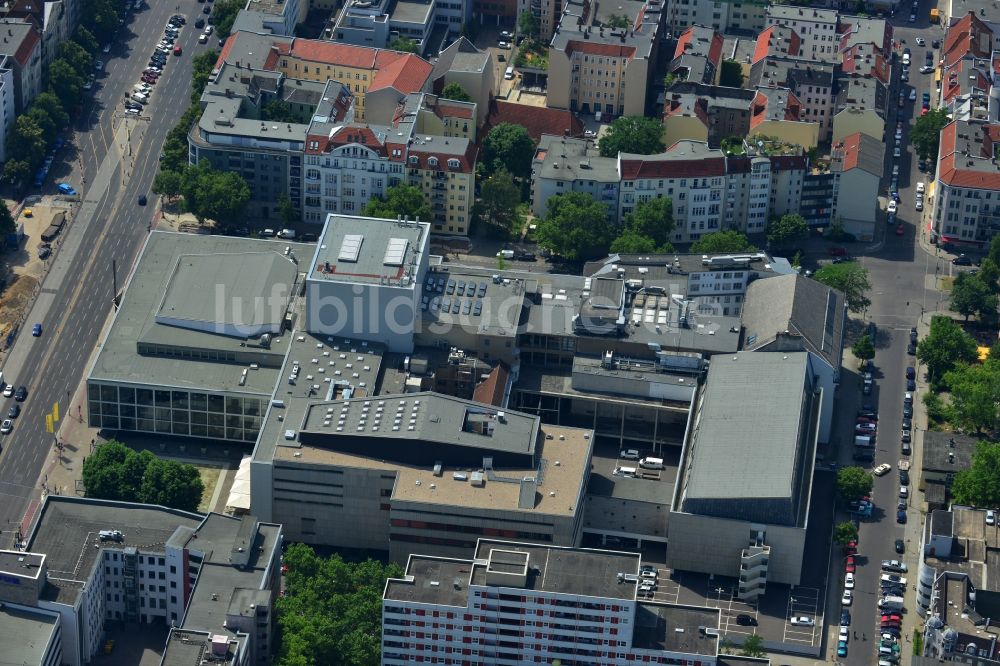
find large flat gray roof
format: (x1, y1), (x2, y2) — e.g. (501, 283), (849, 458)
(310, 214), (428, 288)
(633, 603), (720, 656)
(682, 352), (810, 505)
(88, 232), (313, 395)
(26, 497), (202, 605)
(0, 605), (59, 666)
(161, 629), (246, 666)
(385, 556), (472, 607)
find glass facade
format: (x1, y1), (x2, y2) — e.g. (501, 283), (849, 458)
(88, 382), (264, 442)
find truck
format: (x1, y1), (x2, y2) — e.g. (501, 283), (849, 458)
(878, 595), (904, 611)
(855, 435), (874, 447)
(40, 211), (65, 242)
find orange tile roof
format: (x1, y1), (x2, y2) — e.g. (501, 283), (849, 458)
(437, 103), (474, 120)
(472, 363), (509, 407)
(369, 51), (433, 93)
(673, 26), (724, 65)
(565, 41), (637, 59)
(289, 39), (378, 69)
(484, 100), (583, 141)
(942, 11), (992, 68)
(937, 121), (1000, 189)
(834, 132), (865, 172)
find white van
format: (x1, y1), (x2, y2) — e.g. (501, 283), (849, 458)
(615, 466), (637, 477)
(132, 92), (149, 105)
(277, 228), (296, 239)
(620, 449), (640, 460)
(639, 457), (664, 470)
(504, 66), (514, 80)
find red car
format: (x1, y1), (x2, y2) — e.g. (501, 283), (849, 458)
(896, 223), (905, 236)
(844, 540), (858, 555)
(142, 75), (157, 84)
(882, 614), (902, 622)
(845, 556), (856, 573)
(857, 416), (877, 425)
(173, 45), (182, 56)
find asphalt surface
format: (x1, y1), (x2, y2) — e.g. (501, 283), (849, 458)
(0, 0), (212, 544)
(835, 4), (951, 663)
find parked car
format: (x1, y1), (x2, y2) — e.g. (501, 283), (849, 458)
(953, 254), (973, 266)
(882, 560), (908, 573)
(988, 510), (996, 526)
(873, 463), (891, 476)
(790, 616), (814, 626)
(0, 419), (11, 434)
(57, 183), (77, 195)
(895, 539), (905, 553)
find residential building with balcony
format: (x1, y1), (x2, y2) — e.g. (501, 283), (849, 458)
(547, 0), (662, 119)
(381, 540), (722, 666)
(0, 19), (41, 113)
(749, 54), (835, 142)
(664, 0), (766, 36)
(932, 120), (1000, 247)
(765, 5), (840, 63)
(1, 0), (79, 69)
(669, 25), (724, 86)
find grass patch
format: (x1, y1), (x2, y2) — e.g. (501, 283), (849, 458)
(195, 464), (222, 513)
(940, 276), (955, 291)
(913, 629), (923, 655)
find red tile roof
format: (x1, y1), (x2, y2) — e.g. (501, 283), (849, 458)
(619, 155), (727, 180)
(437, 103), (474, 120)
(753, 25), (801, 65)
(289, 39), (378, 69)
(833, 132), (865, 172)
(11, 25), (38, 68)
(484, 100), (583, 142)
(406, 140), (478, 173)
(942, 12), (993, 68)
(938, 121), (1000, 189)
(215, 35), (237, 70)
(369, 51), (433, 93)
(673, 26), (724, 66)
(472, 363), (509, 407)
(565, 41), (637, 59)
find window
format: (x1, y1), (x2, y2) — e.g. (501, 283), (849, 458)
(428, 156), (438, 167)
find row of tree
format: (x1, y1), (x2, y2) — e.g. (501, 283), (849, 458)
(3, 0), (124, 187)
(81, 441), (204, 512)
(209, 0), (244, 39)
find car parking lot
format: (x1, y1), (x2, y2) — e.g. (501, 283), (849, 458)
(783, 586), (822, 644)
(706, 585), (759, 637)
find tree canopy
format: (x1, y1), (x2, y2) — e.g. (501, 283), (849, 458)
(0, 201), (15, 236)
(851, 334), (875, 362)
(598, 116), (665, 157)
(441, 82), (472, 102)
(81, 0), (124, 44)
(917, 315), (979, 384)
(813, 262), (872, 313)
(689, 230), (755, 254)
(605, 13), (630, 28)
(482, 122), (535, 180)
(191, 50), (221, 104)
(262, 99), (300, 123)
(33, 92), (69, 131)
(8, 116), (47, 170)
(767, 214), (808, 249)
(47, 59), (85, 110)
(836, 466), (873, 503)
(610, 230), (660, 254)
(178, 161), (251, 225)
(834, 521), (858, 546)
(625, 196), (674, 243)
(944, 360), (1000, 434)
(719, 60), (744, 88)
(518, 10), (539, 37)
(276, 543), (403, 666)
(910, 108), (950, 162)
(534, 191), (612, 261)
(363, 183), (432, 221)
(475, 168), (522, 236)
(388, 36), (418, 54)
(81, 441), (204, 512)
(952, 440), (1000, 508)
(210, 0), (244, 38)
(951, 272), (998, 321)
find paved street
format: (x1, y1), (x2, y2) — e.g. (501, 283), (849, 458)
(0, 0), (212, 545)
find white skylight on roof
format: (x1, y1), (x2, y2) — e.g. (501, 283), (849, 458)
(339, 234), (364, 262)
(384, 237), (409, 266)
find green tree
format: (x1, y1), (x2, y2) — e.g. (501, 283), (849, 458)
(363, 183), (432, 221)
(836, 466), (874, 503)
(26, 106), (57, 143)
(210, 0), (244, 38)
(139, 458), (204, 512)
(72, 25), (100, 56)
(261, 99), (300, 123)
(152, 169), (182, 199)
(988, 235), (1000, 267)
(47, 58), (85, 110)
(278, 193), (298, 227)
(0, 200), (15, 235)
(917, 315), (979, 384)
(7, 115), (47, 168)
(195, 169), (252, 225)
(910, 108), (950, 162)
(813, 262), (872, 313)
(476, 168), (522, 236)
(767, 213), (808, 250)
(534, 191), (612, 261)
(834, 521), (858, 546)
(190, 49), (220, 104)
(952, 440), (1000, 507)
(689, 230), (755, 254)
(719, 59), (744, 87)
(482, 122), (535, 179)
(276, 543), (404, 666)
(852, 334), (875, 363)
(598, 116), (665, 157)
(441, 82), (472, 102)
(81, 441), (203, 512)
(944, 360), (1000, 433)
(979, 257), (1000, 293)
(57, 40), (92, 78)
(741, 634), (765, 658)
(951, 272), (998, 321)
(624, 196), (674, 244)
(32, 92), (69, 131)
(388, 36), (419, 54)
(84, 0), (123, 43)
(605, 13), (630, 28)
(610, 230), (661, 254)
(4, 159), (31, 186)
(518, 10), (539, 37)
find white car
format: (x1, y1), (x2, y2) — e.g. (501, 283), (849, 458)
(988, 509), (996, 525)
(900, 486), (909, 499)
(498, 41), (510, 49)
(915, 199), (924, 211)
(102, 43), (111, 53)
(0, 419), (11, 434)
(2, 385), (13, 398)
(584, 129), (597, 138)
(840, 626), (850, 642)
(125, 108), (141, 115)
(845, 572), (855, 589)
(910, 89), (917, 101)
(204, 24), (214, 35)
(873, 463), (892, 476)
(893, 146), (901, 158)
(882, 559), (908, 572)
(199, 33), (208, 43)
(916, 37), (926, 45)
(842, 589), (853, 606)
(790, 616), (814, 626)
(920, 65), (934, 74)
(888, 200), (898, 214)
(94, 59), (104, 71)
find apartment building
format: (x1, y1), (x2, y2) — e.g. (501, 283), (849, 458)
(664, 0), (766, 36)
(0, 55), (15, 163)
(932, 120), (1000, 247)
(546, 0), (662, 118)
(749, 52), (835, 141)
(827, 131), (883, 239)
(0, 497), (281, 666)
(831, 72), (888, 143)
(233, 0), (307, 36)
(330, 0), (451, 54)
(428, 37), (494, 128)
(1, 0), (79, 68)
(0, 19), (41, 113)
(669, 25), (723, 86)
(381, 540), (722, 666)
(531, 135), (807, 243)
(765, 6), (840, 63)
(663, 81), (819, 149)
(937, 12), (997, 121)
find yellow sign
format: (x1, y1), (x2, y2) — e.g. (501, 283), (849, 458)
(45, 414), (53, 433)
(52, 402), (59, 422)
